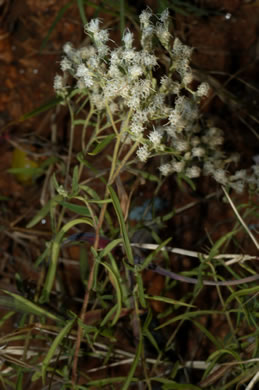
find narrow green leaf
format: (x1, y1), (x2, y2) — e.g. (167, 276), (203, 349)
(135, 271), (146, 308)
(76, 0), (87, 25)
(26, 195), (62, 228)
(193, 320), (223, 349)
(72, 165), (79, 194)
(19, 96), (63, 121)
(156, 310), (223, 329)
(139, 237), (172, 271)
(88, 134), (115, 155)
(40, 2), (73, 51)
(100, 238), (122, 258)
(0, 290), (60, 322)
(108, 186), (134, 265)
(59, 201), (91, 217)
(225, 285), (259, 308)
(40, 218), (92, 303)
(128, 168), (159, 182)
(208, 230), (237, 261)
(42, 318), (75, 384)
(100, 261), (122, 326)
(145, 295), (194, 308)
(121, 338), (142, 390)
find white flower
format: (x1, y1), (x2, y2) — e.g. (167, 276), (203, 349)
(53, 75), (63, 91)
(128, 64), (143, 79)
(60, 57), (72, 71)
(139, 9), (152, 28)
(196, 82), (210, 97)
(230, 169), (246, 181)
(160, 9), (169, 23)
(168, 110), (181, 126)
(192, 147), (205, 158)
(130, 122), (144, 136)
(213, 168), (228, 185)
(63, 42), (73, 55)
(136, 145), (150, 162)
(182, 72), (193, 86)
(76, 64), (94, 87)
(175, 139), (189, 152)
(231, 180), (244, 193)
(156, 23), (170, 48)
(186, 166), (201, 178)
(171, 160), (185, 173)
(123, 30), (134, 49)
(86, 19), (100, 34)
(159, 163), (171, 176)
(122, 49), (136, 63)
(172, 37), (183, 56)
(141, 52), (157, 67)
(149, 129), (162, 148)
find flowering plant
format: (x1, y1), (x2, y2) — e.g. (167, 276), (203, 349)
(54, 8), (258, 193)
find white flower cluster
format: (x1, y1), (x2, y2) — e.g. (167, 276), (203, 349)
(54, 9), (258, 193)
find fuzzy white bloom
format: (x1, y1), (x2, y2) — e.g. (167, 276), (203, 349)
(165, 125), (177, 137)
(175, 139), (189, 152)
(122, 49), (136, 63)
(130, 122), (144, 136)
(123, 30), (134, 49)
(139, 9), (152, 28)
(60, 57), (72, 71)
(136, 144), (150, 162)
(182, 72), (193, 86)
(168, 110), (181, 126)
(192, 147), (205, 158)
(91, 93), (105, 110)
(141, 52), (158, 67)
(53, 75), (63, 91)
(78, 45), (96, 60)
(160, 9), (169, 23)
(87, 56), (100, 69)
(172, 37), (183, 56)
(183, 152), (191, 161)
(156, 23), (170, 48)
(196, 82), (210, 97)
(230, 169), (246, 181)
(149, 129), (162, 148)
(213, 168), (228, 185)
(63, 42), (73, 55)
(203, 161), (214, 175)
(128, 64), (143, 79)
(171, 160), (185, 173)
(159, 163), (172, 176)
(54, 9), (258, 193)
(138, 79), (152, 98)
(76, 64), (94, 87)
(231, 180), (244, 193)
(186, 166), (201, 178)
(127, 94), (141, 109)
(76, 64), (88, 77)
(86, 19), (100, 34)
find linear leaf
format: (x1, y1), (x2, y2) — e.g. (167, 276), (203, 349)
(0, 291), (60, 322)
(40, 218), (92, 303)
(108, 186), (134, 265)
(41, 318), (75, 384)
